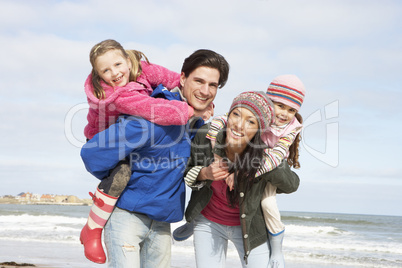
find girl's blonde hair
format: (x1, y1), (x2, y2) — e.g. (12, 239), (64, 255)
(287, 113), (302, 169)
(89, 39), (149, 99)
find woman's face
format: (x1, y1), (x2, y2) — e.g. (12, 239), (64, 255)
(94, 49), (132, 88)
(226, 107), (259, 149)
(273, 101), (297, 126)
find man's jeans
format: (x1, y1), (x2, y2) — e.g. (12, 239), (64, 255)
(104, 207), (171, 268)
(193, 214), (270, 268)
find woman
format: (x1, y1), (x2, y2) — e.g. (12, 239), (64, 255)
(183, 91), (300, 267)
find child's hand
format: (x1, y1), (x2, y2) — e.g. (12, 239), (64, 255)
(210, 140), (216, 149)
(194, 102), (214, 121)
(204, 102), (214, 120)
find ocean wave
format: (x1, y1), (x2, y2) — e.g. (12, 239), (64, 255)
(0, 214), (86, 224)
(0, 214), (86, 244)
(0, 235), (79, 244)
(283, 214), (376, 226)
(286, 224), (349, 236)
(285, 236), (402, 255)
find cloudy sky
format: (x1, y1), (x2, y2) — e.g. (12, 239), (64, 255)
(1, 0), (401, 216)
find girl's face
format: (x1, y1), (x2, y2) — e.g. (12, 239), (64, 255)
(273, 101), (297, 126)
(94, 49), (132, 88)
(226, 107), (259, 150)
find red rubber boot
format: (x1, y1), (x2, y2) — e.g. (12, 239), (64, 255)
(80, 188), (118, 264)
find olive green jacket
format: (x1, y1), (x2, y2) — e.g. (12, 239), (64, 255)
(184, 124), (300, 262)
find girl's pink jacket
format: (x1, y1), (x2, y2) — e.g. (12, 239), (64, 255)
(84, 61), (194, 140)
(262, 117), (303, 148)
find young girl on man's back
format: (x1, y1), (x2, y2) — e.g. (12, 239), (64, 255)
(80, 39), (202, 264)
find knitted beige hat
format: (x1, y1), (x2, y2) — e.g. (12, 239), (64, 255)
(229, 91), (275, 131)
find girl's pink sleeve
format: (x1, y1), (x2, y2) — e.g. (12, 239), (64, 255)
(114, 90), (194, 126)
(141, 61), (181, 89)
(206, 114), (228, 141)
(255, 129), (299, 177)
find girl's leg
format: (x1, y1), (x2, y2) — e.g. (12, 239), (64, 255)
(261, 183), (285, 268)
(172, 221), (194, 241)
(80, 159), (131, 264)
(193, 214), (229, 268)
(267, 232), (285, 268)
(98, 159), (132, 197)
(261, 183), (285, 234)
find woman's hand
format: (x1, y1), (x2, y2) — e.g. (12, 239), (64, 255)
(198, 158), (229, 181)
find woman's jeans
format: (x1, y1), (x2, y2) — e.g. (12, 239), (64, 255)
(104, 207), (171, 268)
(193, 214), (270, 268)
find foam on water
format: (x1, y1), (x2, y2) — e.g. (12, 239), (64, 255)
(1, 205), (401, 267)
(0, 213), (86, 244)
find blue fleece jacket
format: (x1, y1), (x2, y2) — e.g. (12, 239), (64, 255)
(81, 85), (199, 223)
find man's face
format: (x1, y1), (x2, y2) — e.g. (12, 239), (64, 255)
(180, 66), (220, 112)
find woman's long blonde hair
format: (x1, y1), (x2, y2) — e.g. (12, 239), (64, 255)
(287, 113), (303, 169)
(89, 39), (149, 99)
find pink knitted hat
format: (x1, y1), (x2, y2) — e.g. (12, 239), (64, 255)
(266, 75), (306, 111)
(229, 91), (274, 132)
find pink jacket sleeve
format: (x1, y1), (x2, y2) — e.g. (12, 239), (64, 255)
(255, 129), (300, 177)
(139, 61), (181, 90)
(114, 88), (193, 126)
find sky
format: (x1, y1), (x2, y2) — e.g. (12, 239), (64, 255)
(0, 0), (401, 217)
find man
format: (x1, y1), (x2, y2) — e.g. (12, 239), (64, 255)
(81, 49), (229, 268)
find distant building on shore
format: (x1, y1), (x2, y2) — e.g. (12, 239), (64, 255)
(1, 192), (92, 205)
(41, 194), (55, 202)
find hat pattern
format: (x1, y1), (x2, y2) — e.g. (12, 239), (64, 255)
(267, 74), (306, 111)
(229, 91), (274, 132)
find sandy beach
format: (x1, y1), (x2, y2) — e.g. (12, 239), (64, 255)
(0, 260), (349, 268)
(0, 239), (353, 268)
(0, 262), (36, 268)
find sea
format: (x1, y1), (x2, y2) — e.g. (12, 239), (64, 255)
(0, 204), (401, 268)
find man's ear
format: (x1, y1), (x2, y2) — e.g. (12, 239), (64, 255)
(180, 72), (186, 87)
